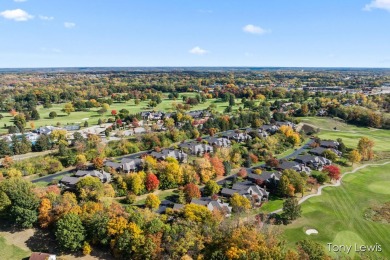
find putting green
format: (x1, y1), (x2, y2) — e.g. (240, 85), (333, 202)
(368, 181), (390, 195)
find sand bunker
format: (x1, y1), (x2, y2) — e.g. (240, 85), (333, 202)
(305, 229), (318, 235)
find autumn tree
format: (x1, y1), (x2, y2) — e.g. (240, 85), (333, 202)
(62, 103), (75, 116)
(348, 149), (362, 166)
(76, 176), (105, 201)
(204, 180), (221, 196)
(183, 204), (213, 223)
(266, 158), (279, 168)
(358, 137), (375, 161)
(2, 156), (14, 168)
(38, 198), (53, 228)
(230, 193), (251, 213)
(194, 156), (215, 183)
(210, 155), (225, 176)
(92, 157), (104, 169)
(297, 240), (329, 260)
(183, 183), (201, 203)
(145, 194), (161, 209)
(322, 165), (341, 181)
(55, 213), (86, 251)
(145, 173), (159, 191)
(237, 168), (247, 178)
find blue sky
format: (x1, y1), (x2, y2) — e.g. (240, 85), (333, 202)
(0, 0), (390, 68)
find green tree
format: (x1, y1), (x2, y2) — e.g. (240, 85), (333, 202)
(49, 111), (57, 119)
(0, 178), (39, 228)
(34, 134), (51, 152)
(55, 213), (86, 251)
(282, 198), (301, 222)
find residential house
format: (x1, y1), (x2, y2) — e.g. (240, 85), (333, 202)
(221, 181), (269, 201)
(178, 142), (213, 155)
(275, 121), (296, 129)
(203, 137), (231, 147)
(294, 155), (332, 170)
(150, 148), (188, 163)
(222, 131), (252, 142)
(259, 124), (279, 134)
(59, 176), (80, 189)
(190, 198), (232, 216)
(320, 140), (339, 149)
(35, 126), (58, 135)
(105, 158), (144, 173)
(277, 160), (311, 174)
(309, 147), (342, 157)
(75, 170), (112, 183)
(246, 170), (281, 186)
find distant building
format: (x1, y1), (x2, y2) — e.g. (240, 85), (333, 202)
(203, 137), (231, 147)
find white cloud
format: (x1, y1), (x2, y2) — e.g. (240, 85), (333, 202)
(364, 0), (390, 11)
(14, 0), (27, 2)
(64, 22), (76, 28)
(39, 15), (54, 21)
(189, 46), (208, 55)
(243, 24), (267, 35)
(0, 9), (33, 21)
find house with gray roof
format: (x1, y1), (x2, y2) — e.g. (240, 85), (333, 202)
(190, 198), (232, 216)
(222, 132), (252, 142)
(259, 124), (279, 134)
(178, 142), (213, 155)
(221, 182), (269, 201)
(150, 148), (188, 163)
(277, 160), (311, 174)
(294, 155), (331, 170)
(59, 176), (80, 189)
(320, 140), (339, 149)
(204, 137), (231, 147)
(309, 147), (342, 157)
(75, 170), (112, 183)
(246, 170), (281, 185)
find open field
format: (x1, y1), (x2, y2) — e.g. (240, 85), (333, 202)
(300, 117), (390, 152)
(282, 163), (390, 259)
(0, 236), (30, 260)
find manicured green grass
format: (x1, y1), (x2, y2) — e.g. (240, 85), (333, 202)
(258, 197), (284, 213)
(301, 117), (390, 152)
(0, 236), (30, 260)
(282, 163), (390, 259)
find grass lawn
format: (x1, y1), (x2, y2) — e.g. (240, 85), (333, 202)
(282, 163), (390, 259)
(301, 117), (390, 152)
(0, 236), (30, 260)
(134, 189), (177, 206)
